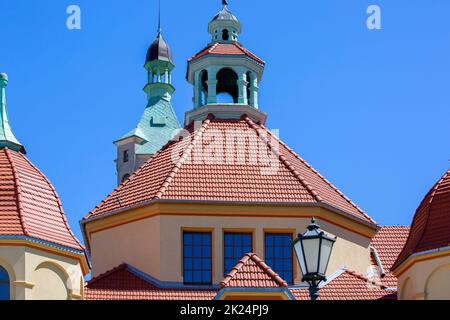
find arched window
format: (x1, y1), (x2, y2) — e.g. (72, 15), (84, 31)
(246, 72), (252, 106)
(216, 68), (238, 103)
(0, 266), (10, 301)
(222, 29), (230, 41)
(123, 150), (129, 163)
(216, 92), (235, 104)
(200, 70), (208, 106)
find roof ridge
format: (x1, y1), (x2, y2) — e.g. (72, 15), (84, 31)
(155, 115), (213, 199)
(84, 142), (170, 219)
(400, 169), (450, 266)
(84, 121), (198, 220)
(392, 169), (450, 270)
(220, 253), (288, 289)
(249, 253), (288, 287)
(86, 263), (128, 286)
(428, 169), (450, 204)
(344, 269), (387, 289)
(259, 123), (375, 224)
(220, 255), (251, 288)
(4, 148), (29, 236)
(19, 151), (84, 250)
(243, 116), (322, 202)
(208, 42), (219, 54)
(233, 42), (266, 65)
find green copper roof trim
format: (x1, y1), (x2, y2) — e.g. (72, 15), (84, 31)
(116, 96), (181, 155)
(0, 73), (24, 153)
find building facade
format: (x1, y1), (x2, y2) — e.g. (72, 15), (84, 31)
(393, 169), (450, 300)
(0, 73), (89, 300)
(81, 2), (411, 300)
(1, 1), (449, 301)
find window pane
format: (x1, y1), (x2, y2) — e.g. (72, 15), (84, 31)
(184, 234), (193, 245)
(265, 234), (293, 285)
(0, 267), (8, 282)
(225, 247), (233, 258)
(183, 232), (212, 285)
(223, 233), (252, 276)
(0, 267), (9, 301)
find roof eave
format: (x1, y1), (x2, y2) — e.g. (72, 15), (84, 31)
(81, 199), (378, 235)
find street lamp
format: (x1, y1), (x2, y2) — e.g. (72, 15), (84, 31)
(293, 218), (337, 300)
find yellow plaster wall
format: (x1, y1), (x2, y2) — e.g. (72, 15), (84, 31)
(90, 216), (161, 278)
(160, 216), (371, 284)
(397, 252), (450, 300)
(89, 212), (372, 285)
(0, 244), (84, 300)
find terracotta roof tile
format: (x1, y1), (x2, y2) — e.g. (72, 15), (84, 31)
(291, 270), (397, 300)
(0, 148), (83, 251)
(392, 169), (450, 270)
(370, 226), (409, 287)
(85, 264), (217, 300)
(86, 262), (398, 300)
(188, 43), (265, 65)
(220, 253), (288, 289)
(85, 118), (374, 226)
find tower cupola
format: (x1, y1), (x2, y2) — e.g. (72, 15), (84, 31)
(185, 0), (266, 125)
(114, 4), (181, 186)
(208, 0), (241, 43)
(144, 11), (175, 101)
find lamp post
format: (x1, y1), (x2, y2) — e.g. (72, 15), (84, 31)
(293, 218), (337, 300)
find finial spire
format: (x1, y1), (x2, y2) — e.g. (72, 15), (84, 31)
(157, 0), (162, 36)
(0, 73), (25, 153)
(223, 0), (229, 6)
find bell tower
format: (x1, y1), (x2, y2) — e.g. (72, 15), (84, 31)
(185, 0), (267, 126)
(114, 2), (181, 185)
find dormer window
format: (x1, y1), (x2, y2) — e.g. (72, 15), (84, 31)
(151, 116), (166, 127)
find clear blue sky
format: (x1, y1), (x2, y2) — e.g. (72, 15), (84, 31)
(1, 0), (449, 242)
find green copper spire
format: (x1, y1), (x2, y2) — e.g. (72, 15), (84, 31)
(0, 73), (24, 153)
(114, 4), (181, 185)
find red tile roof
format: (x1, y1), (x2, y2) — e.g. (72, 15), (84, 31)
(85, 264), (217, 300)
(85, 260), (398, 300)
(291, 270), (397, 300)
(392, 169), (450, 270)
(220, 253), (288, 289)
(188, 42), (265, 65)
(84, 117), (375, 227)
(370, 226), (410, 287)
(0, 148), (83, 251)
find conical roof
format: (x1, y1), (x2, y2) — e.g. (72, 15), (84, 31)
(393, 168), (450, 270)
(212, 5), (239, 22)
(0, 140), (83, 252)
(146, 32), (173, 64)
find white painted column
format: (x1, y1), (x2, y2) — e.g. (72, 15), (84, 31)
(206, 80), (218, 104)
(157, 68), (161, 83)
(193, 71), (201, 108)
(252, 78), (259, 109)
(237, 72), (248, 105)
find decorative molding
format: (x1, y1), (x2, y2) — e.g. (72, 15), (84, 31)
(185, 104), (267, 126)
(13, 281), (35, 289)
(0, 238), (89, 275)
